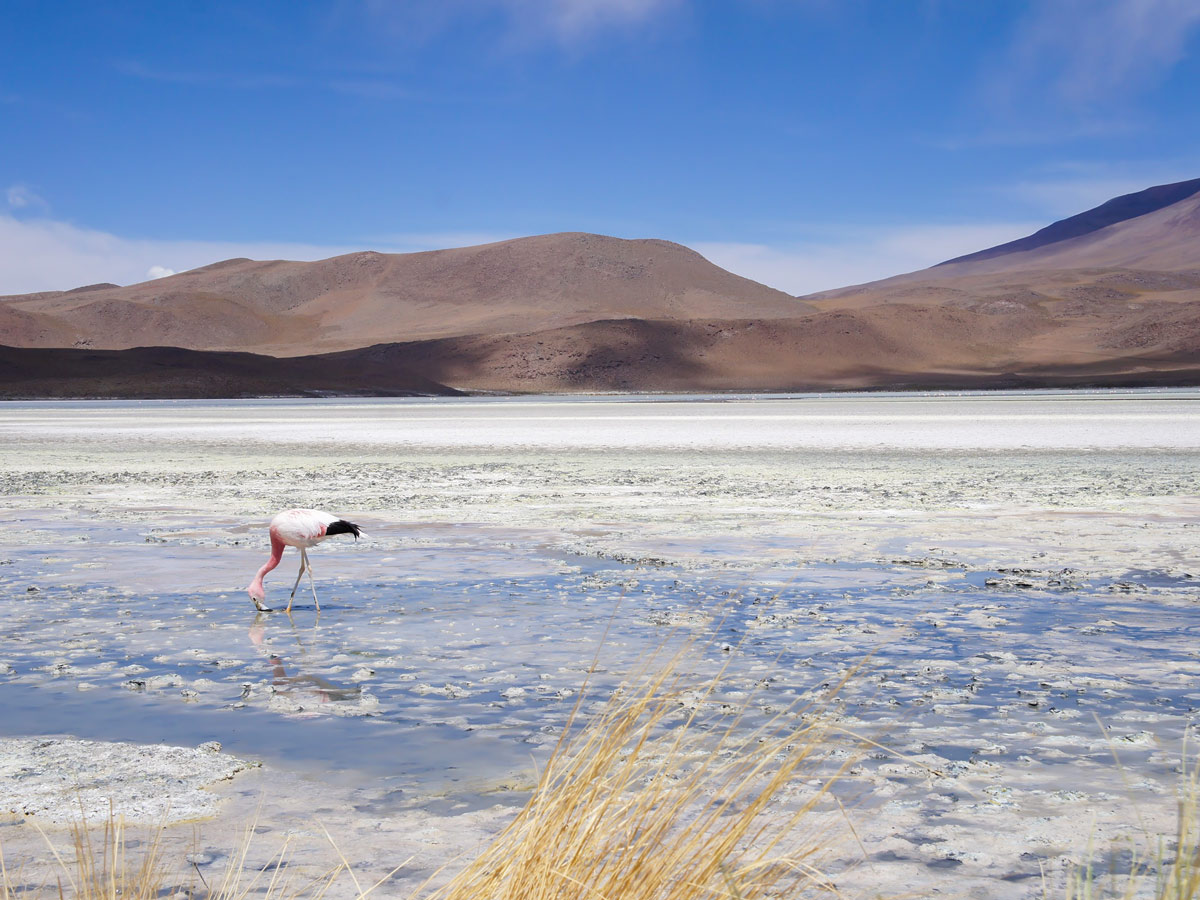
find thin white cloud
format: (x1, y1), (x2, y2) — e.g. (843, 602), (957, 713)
(517, 0), (682, 40)
(117, 61), (422, 101)
(6, 184), (48, 212)
(114, 60), (301, 90)
(1009, 0), (1200, 105)
(0, 215), (513, 295)
(1001, 160), (1200, 218)
(1010, 178), (1169, 219)
(362, 0), (681, 45)
(948, 0), (1200, 147)
(927, 117), (1140, 151)
(694, 223), (1040, 297)
(328, 79), (419, 100)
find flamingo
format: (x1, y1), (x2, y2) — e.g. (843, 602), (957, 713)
(247, 509), (362, 613)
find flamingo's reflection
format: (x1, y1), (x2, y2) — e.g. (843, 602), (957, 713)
(248, 613), (361, 706)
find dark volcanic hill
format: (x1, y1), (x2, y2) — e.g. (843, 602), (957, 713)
(0, 232), (809, 356)
(939, 177), (1200, 267)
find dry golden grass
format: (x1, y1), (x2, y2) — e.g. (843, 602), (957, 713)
(1059, 755), (1200, 900)
(0, 815), (171, 900)
(417, 651), (854, 900)
(1, 649), (853, 900)
(10, 647), (1200, 900)
(0, 812), (363, 900)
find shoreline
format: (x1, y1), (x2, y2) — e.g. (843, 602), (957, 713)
(3, 342), (1199, 400)
(4, 383), (1200, 405)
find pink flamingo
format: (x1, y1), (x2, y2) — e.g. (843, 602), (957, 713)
(247, 509), (362, 613)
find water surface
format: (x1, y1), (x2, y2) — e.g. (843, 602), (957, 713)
(2, 390), (1198, 895)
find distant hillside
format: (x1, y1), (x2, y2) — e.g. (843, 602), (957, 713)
(5, 315), (1198, 398)
(0, 344), (459, 399)
(0, 232), (809, 356)
(2, 181), (1198, 396)
(939, 177), (1200, 267)
(797, 179), (1200, 380)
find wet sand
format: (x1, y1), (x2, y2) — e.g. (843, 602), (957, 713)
(1, 391), (1198, 897)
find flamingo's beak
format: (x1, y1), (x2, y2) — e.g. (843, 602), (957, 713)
(248, 584), (271, 611)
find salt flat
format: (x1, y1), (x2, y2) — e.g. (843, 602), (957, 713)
(1, 390), (1198, 897)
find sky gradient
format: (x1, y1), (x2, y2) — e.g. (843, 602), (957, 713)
(2, 0), (1199, 295)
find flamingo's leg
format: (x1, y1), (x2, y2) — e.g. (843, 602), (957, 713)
(288, 553), (305, 599)
(286, 551), (305, 613)
(304, 549), (320, 611)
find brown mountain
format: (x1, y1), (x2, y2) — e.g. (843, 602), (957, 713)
(813, 178), (1200, 304)
(939, 177), (1200, 267)
(333, 314), (1200, 393)
(0, 232), (810, 356)
(2, 180), (1198, 396)
(799, 179), (1200, 380)
(7, 305), (1194, 399)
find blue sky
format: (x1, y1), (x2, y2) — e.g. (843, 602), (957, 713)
(2, 0), (1199, 295)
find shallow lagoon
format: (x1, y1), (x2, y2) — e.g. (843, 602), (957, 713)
(1, 390), (1198, 896)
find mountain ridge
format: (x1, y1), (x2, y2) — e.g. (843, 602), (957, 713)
(2, 180), (1199, 395)
(937, 177), (1200, 268)
(1, 232), (809, 356)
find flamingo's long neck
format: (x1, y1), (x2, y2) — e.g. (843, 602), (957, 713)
(248, 535), (286, 595)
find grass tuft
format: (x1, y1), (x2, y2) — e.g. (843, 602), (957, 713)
(416, 649), (853, 900)
(1, 812), (173, 900)
(1059, 753), (1200, 900)
(2, 649), (853, 899)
